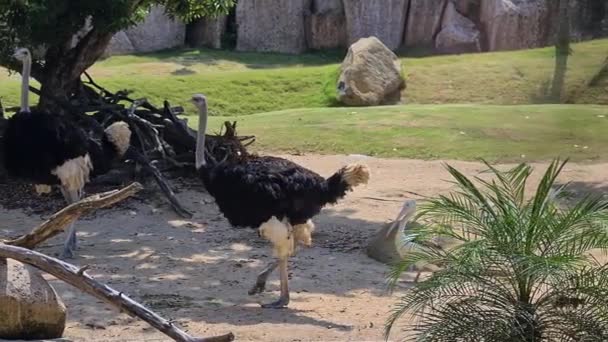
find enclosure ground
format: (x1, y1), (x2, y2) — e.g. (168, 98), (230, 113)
(1, 155), (607, 341)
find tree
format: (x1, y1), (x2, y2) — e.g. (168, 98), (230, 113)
(550, 0), (571, 102)
(385, 160), (608, 341)
(0, 0), (234, 112)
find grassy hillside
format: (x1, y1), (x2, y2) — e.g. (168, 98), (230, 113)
(204, 104), (608, 162)
(1, 40), (607, 115)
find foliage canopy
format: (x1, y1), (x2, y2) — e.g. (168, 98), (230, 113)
(0, 0), (234, 109)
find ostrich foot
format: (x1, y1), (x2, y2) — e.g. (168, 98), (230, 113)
(261, 295), (289, 309)
(260, 258), (289, 308)
(61, 246), (75, 259)
(248, 260), (278, 295)
(248, 282), (266, 295)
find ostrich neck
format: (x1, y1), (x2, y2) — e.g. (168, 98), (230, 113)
(20, 56), (31, 112)
(195, 103), (208, 169)
(397, 211), (414, 233)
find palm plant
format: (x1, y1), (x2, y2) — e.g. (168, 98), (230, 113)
(385, 159), (608, 342)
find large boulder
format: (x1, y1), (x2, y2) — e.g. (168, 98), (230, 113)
(435, 1), (482, 54)
(480, 0), (552, 51)
(337, 37), (405, 106)
(236, 0), (310, 54)
(343, 0), (410, 50)
(0, 259), (67, 339)
(186, 16), (228, 49)
(404, 0), (446, 47)
(306, 0), (347, 50)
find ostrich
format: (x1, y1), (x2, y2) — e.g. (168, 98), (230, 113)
(367, 199), (447, 282)
(191, 93), (370, 308)
(3, 48), (132, 258)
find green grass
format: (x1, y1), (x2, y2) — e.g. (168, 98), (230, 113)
(203, 104), (608, 162)
(1, 39), (607, 115)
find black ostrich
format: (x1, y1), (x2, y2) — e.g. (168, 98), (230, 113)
(191, 94), (370, 308)
(3, 48), (132, 258)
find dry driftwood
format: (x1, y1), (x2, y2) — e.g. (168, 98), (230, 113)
(0, 244), (234, 342)
(3, 183), (143, 249)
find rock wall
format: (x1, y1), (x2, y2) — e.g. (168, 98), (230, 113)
(435, 1), (481, 54)
(404, 0), (446, 48)
(236, 0), (311, 54)
(105, 5), (185, 56)
(186, 16), (228, 49)
(306, 0), (346, 50)
(480, 0), (553, 51)
(343, 0), (410, 50)
(104, 0), (608, 56)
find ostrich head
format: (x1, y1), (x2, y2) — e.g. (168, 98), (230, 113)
(13, 48), (31, 62)
(386, 199), (418, 238)
(397, 199), (417, 223)
(104, 121), (132, 157)
(191, 93), (207, 110)
(192, 93), (208, 170)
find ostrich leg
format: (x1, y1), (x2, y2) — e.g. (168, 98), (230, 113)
(248, 260), (278, 295)
(261, 257), (289, 309)
(60, 187), (81, 259)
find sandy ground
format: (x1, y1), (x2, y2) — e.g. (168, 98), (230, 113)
(1, 155), (608, 342)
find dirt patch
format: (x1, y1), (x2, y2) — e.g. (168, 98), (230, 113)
(1, 155), (607, 341)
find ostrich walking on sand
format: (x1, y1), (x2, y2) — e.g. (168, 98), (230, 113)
(191, 94), (370, 308)
(3, 48), (132, 258)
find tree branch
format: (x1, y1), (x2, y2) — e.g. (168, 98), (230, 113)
(3, 183), (143, 249)
(0, 244), (234, 342)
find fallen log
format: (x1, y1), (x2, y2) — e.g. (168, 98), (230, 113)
(0, 244), (234, 342)
(3, 182), (143, 249)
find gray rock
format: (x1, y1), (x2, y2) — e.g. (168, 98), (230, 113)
(343, 0), (410, 50)
(435, 1), (481, 54)
(236, 0), (311, 54)
(337, 37), (405, 106)
(0, 259), (67, 339)
(121, 5), (185, 53)
(306, 1), (347, 50)
(404, 0), (446, 47)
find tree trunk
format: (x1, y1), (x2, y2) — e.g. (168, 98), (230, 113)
(37, 29), (113, 113)
(550, 0), (570, 102)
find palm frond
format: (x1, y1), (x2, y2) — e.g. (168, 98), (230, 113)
(385, 159), (608, 341)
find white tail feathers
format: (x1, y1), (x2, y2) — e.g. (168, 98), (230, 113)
(51, 154), (93, 193)
(105, 121), (131, 156)
(340, 163), (370, 188)
(293, 220), (315, 247)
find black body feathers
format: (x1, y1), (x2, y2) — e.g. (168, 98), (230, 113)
(3, 111), (121, 185)
(199, 156), (355, 229)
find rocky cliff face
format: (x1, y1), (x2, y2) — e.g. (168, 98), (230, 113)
(105, 0), (608, 56)
(234, 0), (607, 54)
